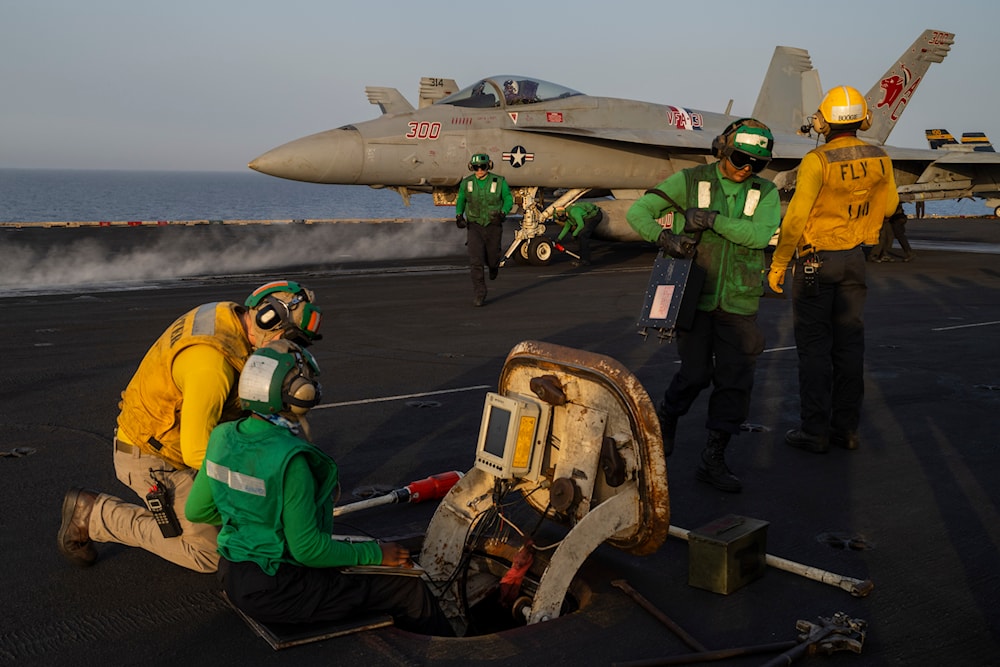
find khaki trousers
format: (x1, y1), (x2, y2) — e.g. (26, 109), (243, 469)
(88, 439), (220, 573)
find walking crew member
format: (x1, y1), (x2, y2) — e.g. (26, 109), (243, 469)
(554, 202), (604, 265)
(455, 153), (514, 307)
(57, 281), (323, 572)
(186, 340), (453, 635)
(627, 119), (781, 493)
(768, 86), (899, 453)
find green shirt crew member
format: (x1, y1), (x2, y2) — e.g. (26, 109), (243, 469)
(455, 153), (514, 306)
(554, 202), (603, 265)
(186, 340), (453, 636)
(627, 118), (780, 494)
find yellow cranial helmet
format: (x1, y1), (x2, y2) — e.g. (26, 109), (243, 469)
(814, 85), (872, 133)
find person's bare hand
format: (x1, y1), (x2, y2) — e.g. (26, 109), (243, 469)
(379, 542), (413, 568)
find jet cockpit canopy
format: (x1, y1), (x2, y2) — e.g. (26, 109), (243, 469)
(437, 76), (583, 109)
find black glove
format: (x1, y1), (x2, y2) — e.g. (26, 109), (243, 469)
(455, 214), (467, 229)
(488, 210), (506, 225)
(657, 230), (697, 259)
(683, 208), (718, 234)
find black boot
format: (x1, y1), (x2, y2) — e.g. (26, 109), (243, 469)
(696, 430), (742, 493)
(656, 402), (678, 457)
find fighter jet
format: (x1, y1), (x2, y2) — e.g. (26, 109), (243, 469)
(924, 129), (1000, 215)
(250, 29), (997, 265)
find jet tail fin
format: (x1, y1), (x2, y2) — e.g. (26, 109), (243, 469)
(926, 128), (959, 149)
(861, 29), (954, 145)
(752, 46), (823, 135)
(927, 129), (996, 152)
(365, 87), (414, 115)
(961, 132), (995, 152)
(418, 77), (459, 108)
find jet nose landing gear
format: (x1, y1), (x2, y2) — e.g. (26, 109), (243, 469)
(419, 340), (671, 636)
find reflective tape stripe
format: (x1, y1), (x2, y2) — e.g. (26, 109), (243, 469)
(205, 459), (266, 496)
(191, 303), (218, 336)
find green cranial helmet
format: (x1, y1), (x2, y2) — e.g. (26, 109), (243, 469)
(238, 339), (322, 417)
(731, 122), (774, 159)
(468, 153), (493, 171)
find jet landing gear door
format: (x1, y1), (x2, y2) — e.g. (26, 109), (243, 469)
(420, 340), (670, 632)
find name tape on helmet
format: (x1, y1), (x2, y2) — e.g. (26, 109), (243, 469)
(734, 131), (771, 149)
(829, 103), (865, 123)
(240, 355), (280, 404)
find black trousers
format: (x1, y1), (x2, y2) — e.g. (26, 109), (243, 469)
(790, 246), (867, 437)
(221, 558), (453, 636)
(574, 212), (602, 262)
(662, 308), (765, 436)
(467, 222), (503, 298)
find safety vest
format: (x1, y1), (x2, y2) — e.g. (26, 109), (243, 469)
(460, 174), (507, 226)
(798, 137), (894, 252)
(116, 302), (252, 468)
(202, 418), (347, 575)
(679, 162), (778, 315)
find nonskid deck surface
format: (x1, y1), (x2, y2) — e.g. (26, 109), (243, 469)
(3, 217), (998, 665)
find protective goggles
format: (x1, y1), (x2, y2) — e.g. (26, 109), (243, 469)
(728, 150), (769, 174)
(472, 164), (489, 170)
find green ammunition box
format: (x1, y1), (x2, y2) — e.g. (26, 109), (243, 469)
(687, 515), (769, 594)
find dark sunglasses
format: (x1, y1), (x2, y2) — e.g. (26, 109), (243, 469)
(728, 151), (769, 174)
(473, 165), (489, 170)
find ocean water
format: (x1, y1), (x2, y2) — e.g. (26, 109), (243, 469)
(0, 168), (991, 223)
(0, 168), (991, 296)
(0, 168), (445, 222)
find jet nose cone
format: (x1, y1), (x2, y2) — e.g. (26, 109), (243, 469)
(248, 127), (364, 184)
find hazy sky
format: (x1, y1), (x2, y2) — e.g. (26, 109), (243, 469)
(3, 0), (996, 172)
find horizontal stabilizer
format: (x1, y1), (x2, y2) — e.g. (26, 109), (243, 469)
(365, 87), (414, 115)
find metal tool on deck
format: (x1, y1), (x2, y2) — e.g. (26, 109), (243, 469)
(333, 471), (463, 517)
(760, 612), (867, 667)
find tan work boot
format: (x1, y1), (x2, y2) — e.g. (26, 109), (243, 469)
(57, 487), (99, 566)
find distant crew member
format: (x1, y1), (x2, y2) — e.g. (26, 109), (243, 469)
(768, 86), (899, 453)
(57, 280), (323, 572)
(455, 153), (514, 307)
(554, 202), (604, 266)
(627, 119), (781, 493)
(869, 203), (913, 263)
(185, 340), (453, 635)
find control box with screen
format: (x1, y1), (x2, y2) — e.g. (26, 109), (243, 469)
(474, 392), (549, 480)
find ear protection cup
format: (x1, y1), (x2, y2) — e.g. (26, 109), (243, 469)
(812, 112), (830, 135)
(860, 111), (873, 132)
(284, 374), (321, 415)
(712, 118), (752, 159)
(254, 295), (289, 331)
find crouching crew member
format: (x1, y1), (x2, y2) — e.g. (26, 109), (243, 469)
(185, 340), (453, 635)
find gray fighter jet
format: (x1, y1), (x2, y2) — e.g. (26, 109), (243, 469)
(250, 29), (995, 265)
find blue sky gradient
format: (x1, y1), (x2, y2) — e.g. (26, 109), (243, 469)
(3, 0), (996, 171)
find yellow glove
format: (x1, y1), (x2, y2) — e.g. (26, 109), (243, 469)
(767, 266), (786, 294)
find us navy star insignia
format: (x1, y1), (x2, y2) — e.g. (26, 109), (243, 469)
(503, 146), (534, 168)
